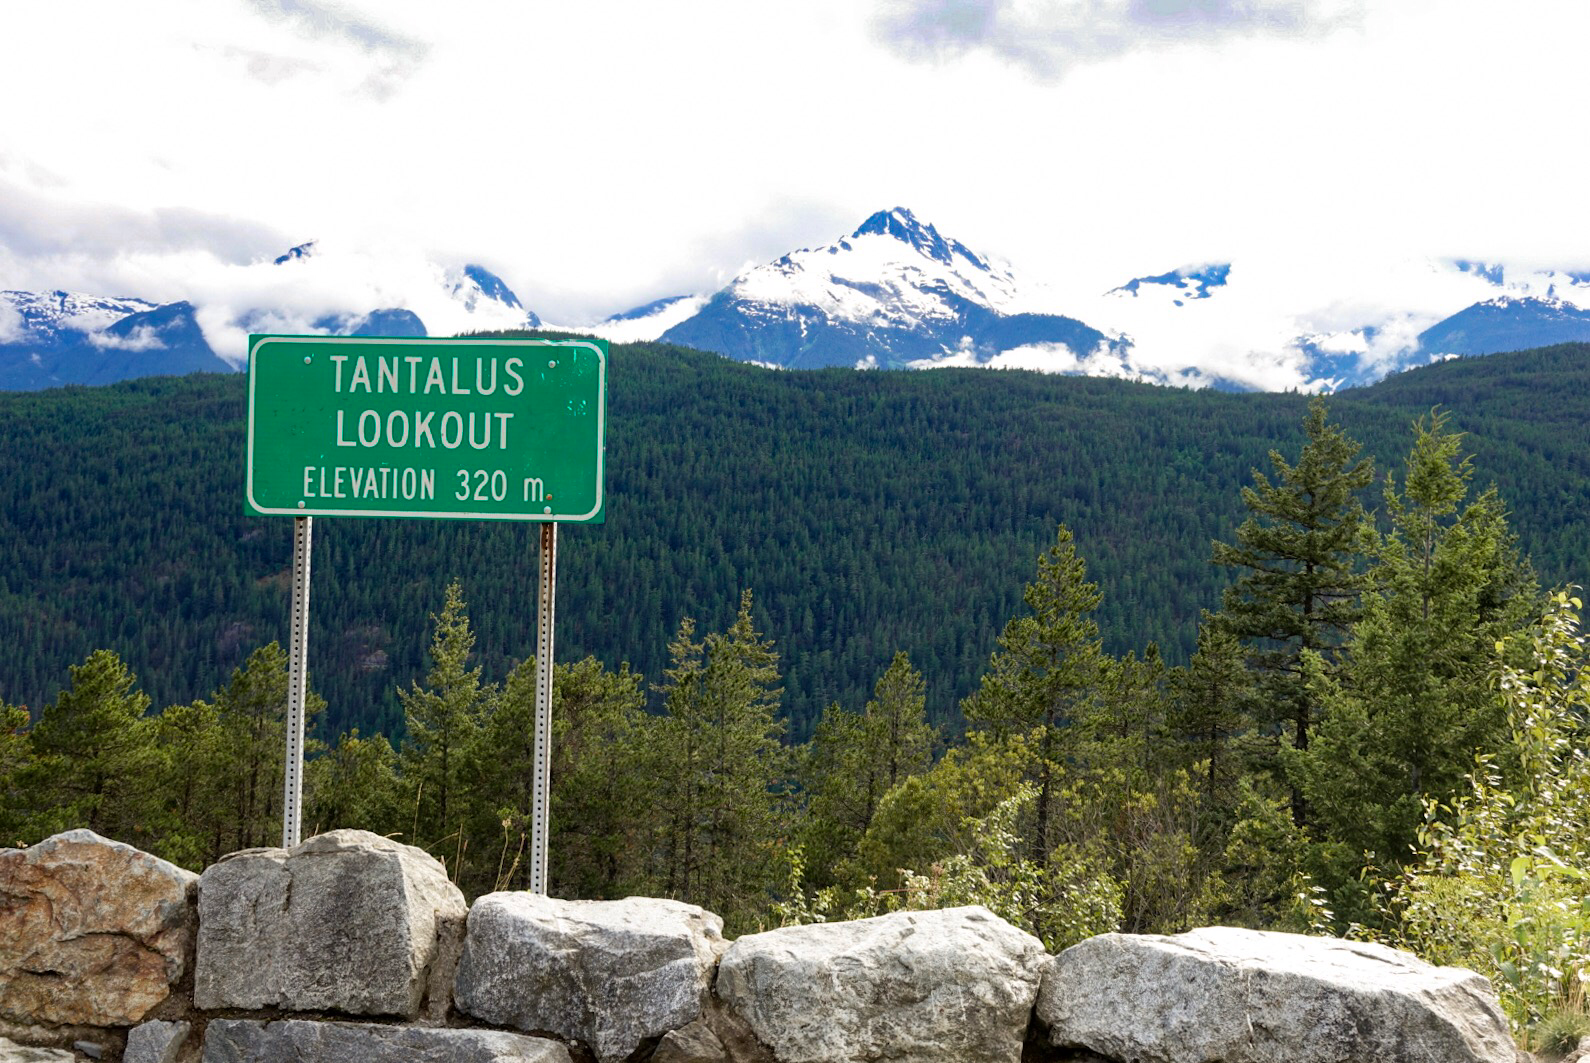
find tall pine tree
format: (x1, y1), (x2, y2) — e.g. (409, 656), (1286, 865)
(1210, 397), (1373, 820)
(400, 582), (494, 857)
(649, 590), (787, 930)
(963, 524), (1105, 863)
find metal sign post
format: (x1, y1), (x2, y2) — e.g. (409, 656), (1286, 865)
(528, 522), (557, 895)
(282, 515), (313, 848)
(245, 335), (604, 868)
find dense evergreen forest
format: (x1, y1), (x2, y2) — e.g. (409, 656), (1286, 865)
(3, 341), (1589, 1049)
(0, 340), (1586, 742)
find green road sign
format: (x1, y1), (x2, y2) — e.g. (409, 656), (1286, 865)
(246, 336), (606, 522)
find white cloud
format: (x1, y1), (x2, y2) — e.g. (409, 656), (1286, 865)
(0, 299), (23, 343)
(871, 0), (1365, 78)
(88, 326), (167, 352)
(906, 338), (1153, 380)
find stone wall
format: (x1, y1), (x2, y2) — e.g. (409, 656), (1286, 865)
(0, 830), (1529, 1063)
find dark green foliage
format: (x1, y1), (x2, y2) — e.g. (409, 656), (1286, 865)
(213, 642), (325, 853)
(536, 656), (650, 898)
(1285, 409), (1539, 923)
(24, 649), (159, 845)
(5, 349), (1590, 1043)
(468, 652), (652, 898)
(0, 700), (37, 845)
(799, 651), (936, 884)
(1168, 615), (1254, 815)
(1, 345), (1588, 745)
(148, 697), (228, 868)
(648, 590), (789, 932)
(305, 728), (400, 842)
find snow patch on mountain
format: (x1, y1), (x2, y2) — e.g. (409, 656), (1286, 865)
(1415, 294), (1590, 357)
(0, 241), (539, 386)
(4, 290), (159, 339)
(11, 211), (1590, 393)
(1, 293), (230, 390)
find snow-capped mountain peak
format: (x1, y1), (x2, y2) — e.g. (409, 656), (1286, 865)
(722, 206), (1021, 335)
(851, 207), (992, 272)
(656, 208), (1121, 372)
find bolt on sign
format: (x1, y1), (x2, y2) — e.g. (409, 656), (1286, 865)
(245, 335), (606, 523)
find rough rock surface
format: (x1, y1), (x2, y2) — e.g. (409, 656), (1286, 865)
(1037, 926), (1517, 1063)
(454, 894), (725, 1063)
(200, 1019), (572, 1062)
(194, 830), (466, 1018)
(716, 905), (1047, 1063)
(0, 830), (198, 1026)
(123, 1021), (190, 1063)
(651, 1020), (728, 1063)
(0, 1037), (76, 1062)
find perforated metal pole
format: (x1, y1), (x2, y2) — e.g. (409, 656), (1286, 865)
(528, 521), (557, 894)
(282, 515), (313, 849)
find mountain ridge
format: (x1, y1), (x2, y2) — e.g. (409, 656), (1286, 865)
(8, 211), (1590, 392)
(0, 260), (535, 390)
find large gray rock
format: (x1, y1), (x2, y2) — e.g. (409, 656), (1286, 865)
(194, 830), (466, 1018)
(716, 905), (1047, 1063)
(1037, 926), (1517, 1063)
(200, 1019), (571, 1062)
(0, 830), (198, 1026)
(454, 894), (725, 1063)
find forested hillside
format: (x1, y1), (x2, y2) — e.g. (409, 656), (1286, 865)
(5, 342), (1590, 1047)
(1, 340), (1587, 740)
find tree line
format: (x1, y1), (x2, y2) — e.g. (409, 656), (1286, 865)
(3, 397), (1586, 1048)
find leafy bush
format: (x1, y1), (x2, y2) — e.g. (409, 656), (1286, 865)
(1371, 591), (1590, 1036)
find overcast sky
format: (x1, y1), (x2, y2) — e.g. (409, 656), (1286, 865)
(3, 0), (1587, 372)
